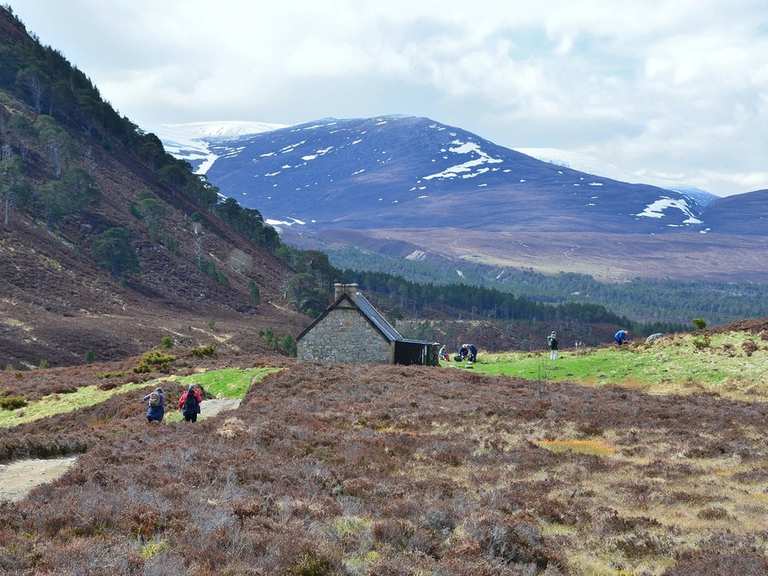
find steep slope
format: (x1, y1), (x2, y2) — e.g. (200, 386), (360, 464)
(0, 7), (308, 367)
(201, 116), (704, 234)
(703, 189), (768, 234)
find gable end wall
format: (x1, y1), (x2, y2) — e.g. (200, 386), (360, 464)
(297, 307), (392, 363)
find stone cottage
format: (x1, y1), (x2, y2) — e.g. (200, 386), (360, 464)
(296, 284), (440, 365)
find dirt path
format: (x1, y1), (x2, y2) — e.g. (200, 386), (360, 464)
(0, 457), (78, 502)
(200, 398), (241, 419)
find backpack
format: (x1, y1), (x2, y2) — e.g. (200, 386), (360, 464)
(148, 391), (161, 407)
(183, 390), (199, 412)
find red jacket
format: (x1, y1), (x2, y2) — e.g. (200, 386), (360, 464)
(178, 388), (203, 410)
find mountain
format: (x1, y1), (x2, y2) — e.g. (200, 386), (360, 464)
(161, 115), (768, 282)
(673, 186), (719, 208)
(0, 7), (313, 367)
(154, 121), (285, 175)
(515, 149), (720, 209)
(198, 115), (704, 234)
(703, 189), (768, 234)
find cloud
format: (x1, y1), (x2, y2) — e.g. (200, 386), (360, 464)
(9, 0), (768, 195)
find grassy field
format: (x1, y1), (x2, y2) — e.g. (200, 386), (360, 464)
(174, 366), (281, 399)
(0, 367), (280, 429)
(0, 380), (156, 428)
(458, 331), (768, 400)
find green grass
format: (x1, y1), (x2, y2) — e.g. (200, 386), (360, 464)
(175, 367), (281, 399)
(0, 367), (280, 429)
(456, 332), (768, 399)
(0, 380), (157, 428)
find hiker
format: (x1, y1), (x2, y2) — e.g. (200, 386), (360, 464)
(178, 384), (203, 423)
(143, 387), (165, 423)
(614, 329), (629, 346)
(547, 331), (559, 360)
(458, 343), (477, 363)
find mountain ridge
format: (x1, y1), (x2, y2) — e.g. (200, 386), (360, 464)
(160, 114), (768, 281)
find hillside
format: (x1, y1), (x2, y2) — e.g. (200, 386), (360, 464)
(702, 189), (768, 235)
(2, 336), (768, 573)
(0, 7), (311, 367)
(171, 116), (768, 282)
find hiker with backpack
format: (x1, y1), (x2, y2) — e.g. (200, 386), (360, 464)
(143, 387), (165, 423)
(547, 331), (559, 360)
(178, 384), (203, 423)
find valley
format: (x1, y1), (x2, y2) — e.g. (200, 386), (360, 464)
(2, 4), (768, 575)
(2, 321), (768, 574)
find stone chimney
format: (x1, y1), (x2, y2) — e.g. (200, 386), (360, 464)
(334, 283), (359, 300)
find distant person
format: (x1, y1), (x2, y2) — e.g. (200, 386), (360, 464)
(456, 344), (476, 363)
(143, 387), (165, 423)
(179, 384), (203, 423)
(614, 329), (629, 346)
(547, 331), (559, 360)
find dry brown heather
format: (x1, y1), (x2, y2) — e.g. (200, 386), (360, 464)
(2, 363), (768, 575)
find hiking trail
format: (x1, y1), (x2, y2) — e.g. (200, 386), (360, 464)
(0, 457), (78, 502)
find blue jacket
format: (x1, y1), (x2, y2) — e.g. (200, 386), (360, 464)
(144, 390), (165, 420)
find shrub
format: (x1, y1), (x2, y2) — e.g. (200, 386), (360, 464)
(692, 335), (711, 350)
(742, 340), (759, 357)
(97, 371), (126, 379)
(38, 359), (49, 369)
(280, 335), (297, 357)
(198, 258), (229, 286)
(85, 351), (96, 363)
(0, 395), (27, 410)
(287, 551), (336, 576)
(190, 345), (216, 359)
(134, 351), (175, 373)
(160, 336), (173, 349)
(692, 318), (707, 330)
(91, 227), (139, 277)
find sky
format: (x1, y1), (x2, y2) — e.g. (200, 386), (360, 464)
(9, 0), (768, 196)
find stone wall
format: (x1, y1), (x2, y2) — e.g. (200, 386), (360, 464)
(297, 306), (392, 364)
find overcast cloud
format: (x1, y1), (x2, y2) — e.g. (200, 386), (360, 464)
(9, 0), (768, 195)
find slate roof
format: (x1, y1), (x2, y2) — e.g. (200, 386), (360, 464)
(296, 290), (405, 343)
(350, 292), (403, 342)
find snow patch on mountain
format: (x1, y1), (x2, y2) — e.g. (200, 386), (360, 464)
(636, 197), (703, 224)
(423, 140), (503, 181)
(155, 121), (285, 175)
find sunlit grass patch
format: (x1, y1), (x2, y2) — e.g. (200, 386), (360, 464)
(176, 367), (280, 399)
(0, 380), (156, 428)
(464, 331), (768, 400)
(343, 550), (380, 574)
(332, 515), (372, 538)
(536, 438), (616, 457)
(140, 539), (169, 560)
